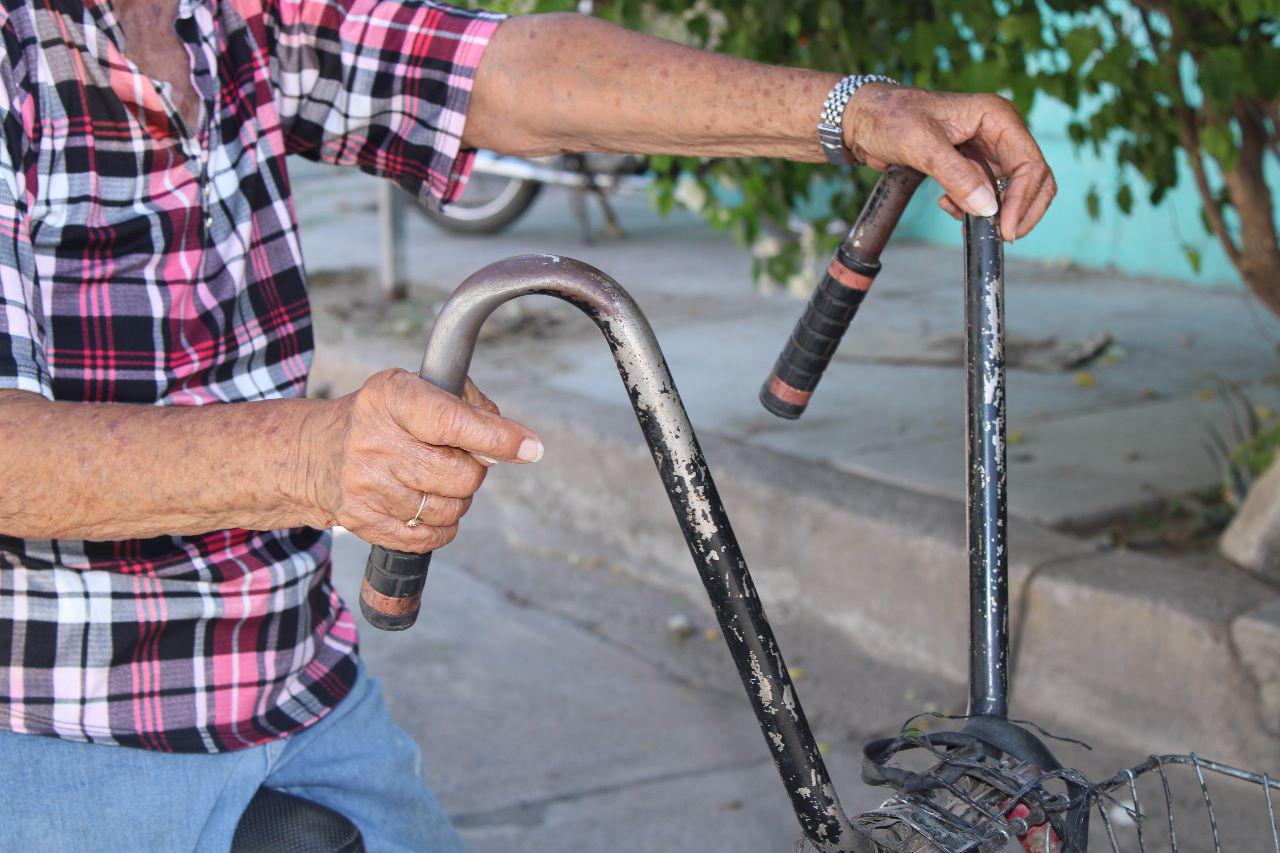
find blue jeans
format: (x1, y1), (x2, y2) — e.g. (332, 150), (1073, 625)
(0, 663), (464, 852)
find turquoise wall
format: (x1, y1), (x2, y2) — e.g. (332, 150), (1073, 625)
(895, 97), (1257, 289)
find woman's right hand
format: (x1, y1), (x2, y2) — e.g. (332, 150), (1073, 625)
(303, 368), (541, 552)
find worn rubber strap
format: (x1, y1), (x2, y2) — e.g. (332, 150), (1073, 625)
(861, 731), (982, 793)
(960, 716), (1092, 847)
(360, 546), (432, 631)
(759, 246), (879, 419)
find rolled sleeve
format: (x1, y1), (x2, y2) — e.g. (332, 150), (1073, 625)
(0, 34), (51, 400)
(268, 0), (506, 208)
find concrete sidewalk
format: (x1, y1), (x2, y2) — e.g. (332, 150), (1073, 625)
(328, 529), (892, 852)
(331, 513), (1277, 853)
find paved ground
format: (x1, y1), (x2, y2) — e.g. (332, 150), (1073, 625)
(331, 520), (1278, 853)
(293, 160), (1280, 529)
(330, 528), (892, 852)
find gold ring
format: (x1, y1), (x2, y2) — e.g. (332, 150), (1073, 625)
(405, 493), (429, 528)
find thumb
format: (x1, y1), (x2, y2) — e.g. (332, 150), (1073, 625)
(917, 133), (1000, 220)
(393, 379), (543, 463)
(429, 395), (543, 464)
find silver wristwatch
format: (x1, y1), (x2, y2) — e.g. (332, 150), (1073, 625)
(818, 74), (898, 166)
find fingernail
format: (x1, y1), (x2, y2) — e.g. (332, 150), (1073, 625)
(965, 186), (999, 218)
(474, 454), (498, 466)
(517, 437), (544, 463)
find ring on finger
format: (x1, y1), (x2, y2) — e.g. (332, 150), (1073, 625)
(405, 493), (429, 528)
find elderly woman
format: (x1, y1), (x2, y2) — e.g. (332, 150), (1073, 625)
(0, 0), (1053, 848)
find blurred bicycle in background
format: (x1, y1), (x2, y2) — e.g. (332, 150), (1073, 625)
(421, 150), (652, 239)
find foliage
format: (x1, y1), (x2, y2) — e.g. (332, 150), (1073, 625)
(1204, 381), (1280, 506)
(1096, 489), (1233, 551)
(1044, 1), (1280, 315)
(473, 1), (1280, 306)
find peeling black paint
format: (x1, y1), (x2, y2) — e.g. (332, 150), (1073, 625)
(400, 254), (871, 851)
(377, 221), (1019, 850)
(964, 208), (1010, 720)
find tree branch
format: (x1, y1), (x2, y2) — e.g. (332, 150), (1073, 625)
(1267, 97), (1280, 162)
(1137, 8), (1241, 263)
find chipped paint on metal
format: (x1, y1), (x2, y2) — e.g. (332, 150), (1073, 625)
(414, 254), (869, 852)
(964, 205), (1011, 721)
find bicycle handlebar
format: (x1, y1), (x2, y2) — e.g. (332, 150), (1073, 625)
(358, 224), (1028, 850)
(759, 166), (925, 419)
(359, 342), (470, 630)
(360, 546), (436, 631)
(361, 254), (869, 849)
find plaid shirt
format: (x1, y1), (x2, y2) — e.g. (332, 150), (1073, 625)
(0, 0), (503, 752)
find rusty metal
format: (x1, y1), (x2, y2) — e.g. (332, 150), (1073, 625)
(386, 253), (875, 851)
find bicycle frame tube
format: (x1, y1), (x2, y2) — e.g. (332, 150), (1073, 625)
(389, 209), (1009, 847)
(408, 254), (874, 852)
(964, 200), (1010, 720)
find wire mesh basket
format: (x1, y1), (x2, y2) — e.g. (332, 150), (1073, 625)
(836, 716), (1280, 852)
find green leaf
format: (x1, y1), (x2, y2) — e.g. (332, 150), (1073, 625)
(1116, 184), (1134, 215)
(1199, 48), (1248, 107)
(1200, 123), (1239, 172)
(1182, 243), (1203, 273)
(1062, 27), (1102, 68)
(686, 14), (711, 45)
(1086, 185), (1101, 221)
(784, 12), (801, 39)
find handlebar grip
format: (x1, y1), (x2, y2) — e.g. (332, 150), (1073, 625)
(759, 166), (925, 420)
(360, 546), (432, 631)
(759, 246), (880, 420)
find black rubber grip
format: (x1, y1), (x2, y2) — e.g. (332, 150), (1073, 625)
(360, 546), (432, 631)
(759, 246), (879, 419)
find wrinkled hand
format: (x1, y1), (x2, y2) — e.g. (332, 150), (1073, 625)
(843, 84), (1055, 241)
(307, 368), (540, 552)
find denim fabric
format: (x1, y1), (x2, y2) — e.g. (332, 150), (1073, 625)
(0, 663), (464, 852)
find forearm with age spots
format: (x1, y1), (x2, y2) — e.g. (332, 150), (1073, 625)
(464, 15), (1057, 240)
(0, 390), (328, 541)
(464, 13), (839, 162)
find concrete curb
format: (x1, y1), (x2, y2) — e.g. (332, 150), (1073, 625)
(312, 336), (1280, 767)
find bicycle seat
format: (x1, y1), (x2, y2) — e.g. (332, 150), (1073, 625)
(230, 786), (364, 853)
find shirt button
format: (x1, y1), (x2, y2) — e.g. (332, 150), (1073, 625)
(203, 183), (212, 199)
(204, 215), (214, 232)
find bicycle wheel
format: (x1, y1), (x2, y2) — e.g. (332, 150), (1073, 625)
(419, 173), (542, 235)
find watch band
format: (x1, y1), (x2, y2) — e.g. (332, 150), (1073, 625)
(818, 74), (898, 166)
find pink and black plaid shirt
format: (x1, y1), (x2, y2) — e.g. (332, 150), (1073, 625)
(0, 0), (503, 752)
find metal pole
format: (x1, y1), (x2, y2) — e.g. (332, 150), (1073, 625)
(378, 180), (407, 300)
(964, 195), (1010, 720)
(386, 254), (871, 852)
